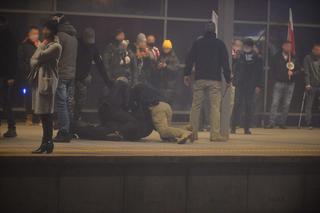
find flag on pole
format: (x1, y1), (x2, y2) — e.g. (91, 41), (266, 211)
(287, 8), (296, 55)
(212, 10), (218, 35)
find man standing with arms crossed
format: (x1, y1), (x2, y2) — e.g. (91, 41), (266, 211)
(184, 22), (231, 142)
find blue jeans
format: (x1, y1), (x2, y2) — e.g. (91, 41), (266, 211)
(55, 79), (74, 133)
(269, 82), (295, 126)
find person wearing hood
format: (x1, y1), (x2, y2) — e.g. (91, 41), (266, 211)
(304, 42), (320, 129)
(184, 22), (231, 142)
(51, 14), (78, 142)
(18, 26), (41, 126)
(155, 39), (180, 104)
(230, 38), (263, 134)
(30, 20), (62, 153)
(73, 27), (111, 125)
(0, 16), (18, 138)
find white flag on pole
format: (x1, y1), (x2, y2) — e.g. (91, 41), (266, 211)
(212, 10), (218, 34)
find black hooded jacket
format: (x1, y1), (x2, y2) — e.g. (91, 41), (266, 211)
(184, 32), (231, 83)
(233, 52), (263, 89)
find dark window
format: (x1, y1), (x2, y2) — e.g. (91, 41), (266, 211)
(0, 0), (53, 10)
(168, 0), (218, 19)
(270, 0), (320, 24)
(234, 0), (268, 21)
(57, 0), (165, 16)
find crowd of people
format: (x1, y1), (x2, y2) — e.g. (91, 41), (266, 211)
(0, 14), (319, 154)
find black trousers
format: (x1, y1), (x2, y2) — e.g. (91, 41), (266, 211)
(231, 87), (255, 130)
(40, 114), (53, 141)
(0, 79), (16, 129)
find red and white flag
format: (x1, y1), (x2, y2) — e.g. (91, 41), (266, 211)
(287, 8), (296, 55)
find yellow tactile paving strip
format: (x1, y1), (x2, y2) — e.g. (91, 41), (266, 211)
(0, 125), (319, 156)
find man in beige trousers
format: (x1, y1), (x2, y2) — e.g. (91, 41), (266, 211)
(130, 83), (193, 144)
(184, 22), (231, 141)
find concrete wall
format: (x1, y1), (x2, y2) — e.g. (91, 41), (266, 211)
(1, 156), (320, 213)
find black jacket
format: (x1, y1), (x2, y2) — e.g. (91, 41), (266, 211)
(17, 39), (37, 85)
(153, 50), (180, 89)
(270, 52), (300, 83)
(129, 83), (165, 109)
(0, 24), (17, 80)
(233, 52), (263, 89)
(184, 32), (231, 83)
(103, 41), (137, 85)
(75, 38), (110, 85)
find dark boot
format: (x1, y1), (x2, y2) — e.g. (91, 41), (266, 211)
(3, 128), (17, 138)
(32, 139), (48, 154)
(32, 139), (54, 154)
(46, 140), (54, 154)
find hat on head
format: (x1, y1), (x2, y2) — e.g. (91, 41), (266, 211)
(52, 13), (66, 24)
(136, 33), (147, 43)
(205, 21), (216, 33)
(114, 28), (124, 37)
(162, 40), (172, 49)
(44, 20), (58, 35)
(243, 38), (255, 47)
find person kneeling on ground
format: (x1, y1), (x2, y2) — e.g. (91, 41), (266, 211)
(130, 83), (193, 144)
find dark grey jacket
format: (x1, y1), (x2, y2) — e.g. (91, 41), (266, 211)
(303, 54), (320, 86)
(57, 22), (78, 80)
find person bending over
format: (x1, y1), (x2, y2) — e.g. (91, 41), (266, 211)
(130, 83), (193, 144)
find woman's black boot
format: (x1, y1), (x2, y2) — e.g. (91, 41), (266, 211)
(32, 139), (47, 154)
(46, 140), (54, 154)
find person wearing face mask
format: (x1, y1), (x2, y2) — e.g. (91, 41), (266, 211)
(30, 20), (62, 153)
(134, 33), (155, 84)
(18, 26), (41, 126)
(155, 39), (180, 104)
(73, 27), (111, 127)
(147, 34), (160, 62)
(266, 40), (300, 129)
(303, 42), (320, 129)
(231, 38), (263, 134)
(0, 16), (18, 138)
